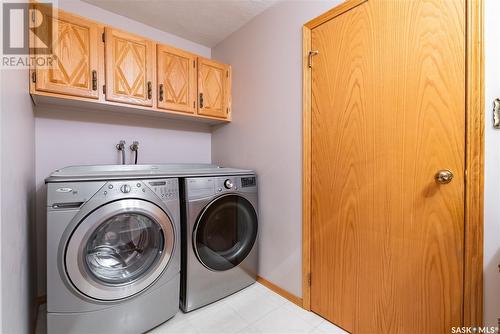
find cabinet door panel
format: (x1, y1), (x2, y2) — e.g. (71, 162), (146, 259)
(105, 28), (154, 106)
(197, 58), (231, 119)
(34, 9), (100, 99)
(157, 45), (196, 113)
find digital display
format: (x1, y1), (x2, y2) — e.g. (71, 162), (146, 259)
(149, 181), (166, 186)
(241, 177), (256, 187)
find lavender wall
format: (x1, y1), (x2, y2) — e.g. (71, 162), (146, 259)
(34, 0), (213, 296)
(1, 68), (36, 334)
(211, 0), (340, 298)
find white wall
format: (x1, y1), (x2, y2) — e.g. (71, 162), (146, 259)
(34, 0), (213, 296)
(483, 0), (500, 327)
(211, 0), (340, 297)
(1, 68), (36, 334)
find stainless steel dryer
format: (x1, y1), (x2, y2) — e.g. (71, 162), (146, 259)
(180, 174), (258, 312)
(46, 172), (181, 333)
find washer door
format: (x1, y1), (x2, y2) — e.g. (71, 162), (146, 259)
(194, 194), (258, 271)
(65, 199), (174, 301)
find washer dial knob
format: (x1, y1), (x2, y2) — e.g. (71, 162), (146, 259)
(224, 179), (234, 189)
(120, 184), (132, 193)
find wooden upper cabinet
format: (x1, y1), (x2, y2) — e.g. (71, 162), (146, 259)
(30, 7), (232, 123)
(33, 8), (101, 99)
(157, 44), (197, 113)
(105, 28), (155, 106)
(197, 57), (231, 119)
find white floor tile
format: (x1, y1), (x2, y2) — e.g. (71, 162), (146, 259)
(186, 302), (250, 334)
(282, 303), (324, 328)
(226, 287), (281, 323)
(310, 320), (348, 334)
(149, 317), (198, 334)
(235, 324), (263, 334)
(36, 283), (346, 334)
(252, 305), (318, 334)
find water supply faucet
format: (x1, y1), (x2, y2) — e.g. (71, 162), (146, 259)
(116, 140), (126, 165)
(130, 141), (139, 165)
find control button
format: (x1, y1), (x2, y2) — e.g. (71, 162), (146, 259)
(103, 191), (107, 195)
(120, 184), (131, 193)
(218, 188), (223, 192)
(224, 179), (233, 189)
(108, 185), (113, 189)
(136, 183), (141, 187)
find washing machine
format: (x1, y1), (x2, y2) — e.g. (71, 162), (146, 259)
(46, 169), (181, 333)
(180, 173), (258, 312)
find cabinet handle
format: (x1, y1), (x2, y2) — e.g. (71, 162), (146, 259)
(147, 81), (152, 99)
(159, 84), (164, 102)
(92, 70), (97, 91)
(199, 93), (204, 108)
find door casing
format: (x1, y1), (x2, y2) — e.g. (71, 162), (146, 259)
(301, 0), (484, 327)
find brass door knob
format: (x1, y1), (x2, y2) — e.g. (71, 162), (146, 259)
(435, 169), (454, 184)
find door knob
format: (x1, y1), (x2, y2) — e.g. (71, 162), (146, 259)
(435, 169), (454, 184)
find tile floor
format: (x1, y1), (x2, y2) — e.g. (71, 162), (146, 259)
(37, 282), (347, 334)
(148, 283), (347, 334)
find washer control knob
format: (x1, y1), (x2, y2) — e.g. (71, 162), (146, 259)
(224, 179), (233, 189)
(120, 184), (132, 193)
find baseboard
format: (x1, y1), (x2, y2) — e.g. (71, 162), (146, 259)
(256, 276), (303, 308)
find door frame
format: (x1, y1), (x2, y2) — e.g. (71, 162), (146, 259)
(301, 0), (485, 327)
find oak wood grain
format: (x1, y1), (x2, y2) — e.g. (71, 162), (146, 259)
(310, 0), (466, 333)
(302, 25), (312, 311)
(105, 28), (155, 107)
(197, 57), (231, 119)
(157, 44), (197, 113)
(34, 8), (101, 99)
(464, 0), (485, 326)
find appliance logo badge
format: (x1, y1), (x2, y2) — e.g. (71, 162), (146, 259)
(56, 187), (73, 193)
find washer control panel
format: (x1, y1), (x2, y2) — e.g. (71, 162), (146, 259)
(99, 178), (179, 202)
(146, 179), (179, 201)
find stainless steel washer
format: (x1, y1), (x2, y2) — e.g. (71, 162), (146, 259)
(180, 174), (258, 312)
(46, 170), (181, 334)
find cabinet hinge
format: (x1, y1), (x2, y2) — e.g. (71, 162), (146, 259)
(193, 101), (196, 109)
(31, 72), (36, 83)
(102, 33), (105, 43)
(226, 70), (229, 78)
(308, 273), (312, 286)
(31, 10), (36, 23)
(226, 107), (229, 114)
(102, 84), (106, 95)
(193, 60), (196, 68)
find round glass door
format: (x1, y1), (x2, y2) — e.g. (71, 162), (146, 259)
(85, 213), (163, 284)
(65, 199), (174, 301)
(194, 194), (258, 271)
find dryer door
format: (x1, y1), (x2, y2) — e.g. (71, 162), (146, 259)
(65, 199), (174, 301)
(193, 194), (258, 271)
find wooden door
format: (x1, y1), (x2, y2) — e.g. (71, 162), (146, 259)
(157, 44), (197, 113)
(310, 1), (465, 333)
(33, 9), (100, 99)
(197, 57), (231, 119)
(105, 28), (154, 106)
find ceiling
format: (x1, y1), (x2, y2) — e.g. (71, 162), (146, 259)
(82, 0), (280, 47)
